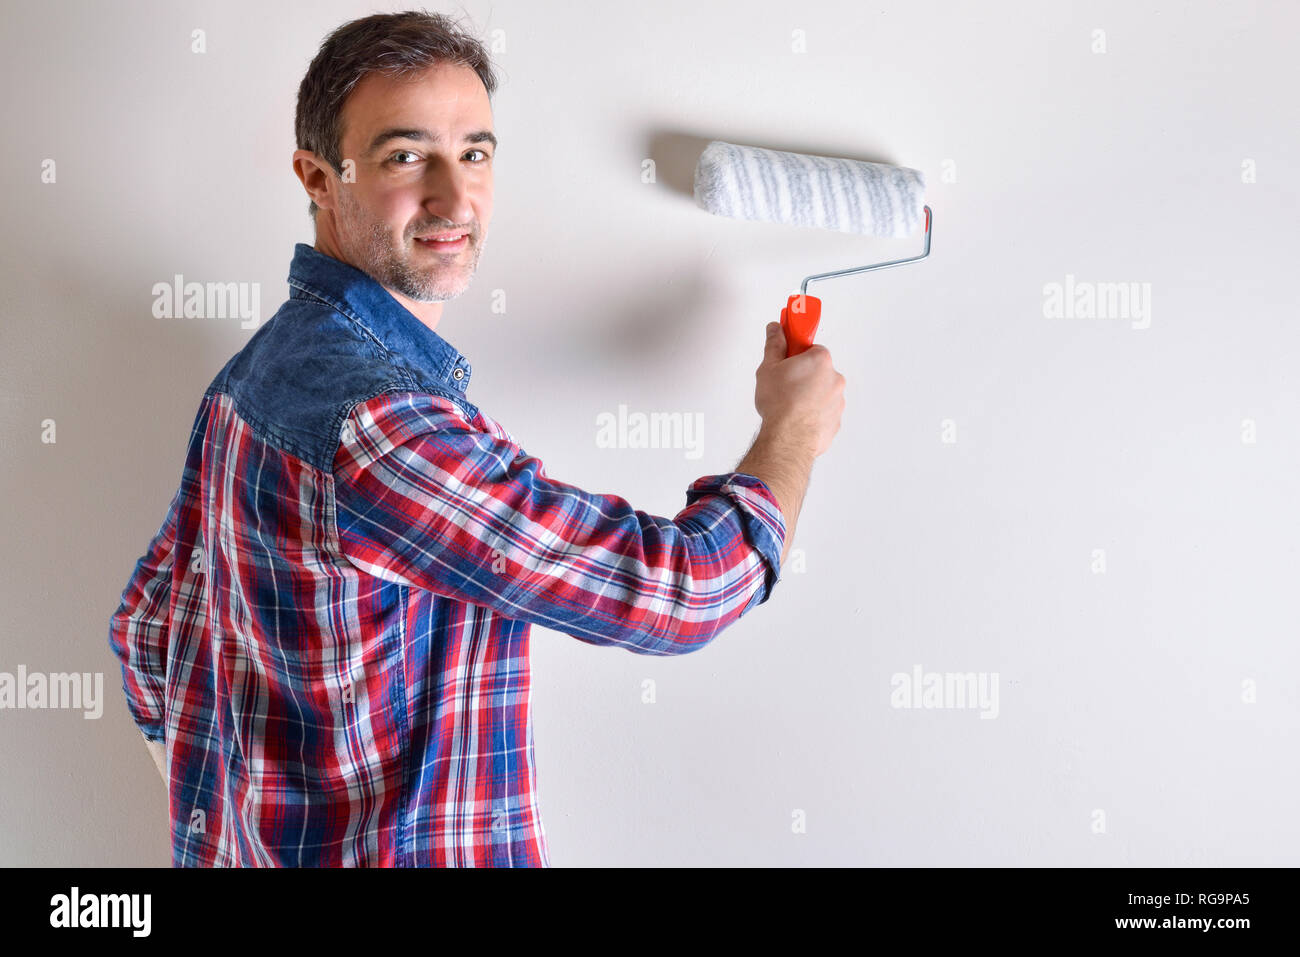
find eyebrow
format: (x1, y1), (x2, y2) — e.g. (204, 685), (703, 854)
(365, 127), (498, 155)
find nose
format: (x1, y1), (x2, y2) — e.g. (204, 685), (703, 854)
(422, 154), (474, 229)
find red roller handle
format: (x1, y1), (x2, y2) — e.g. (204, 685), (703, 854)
(779, 294), (822, 357)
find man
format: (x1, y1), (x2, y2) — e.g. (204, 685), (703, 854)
(108, 10), (844, 867)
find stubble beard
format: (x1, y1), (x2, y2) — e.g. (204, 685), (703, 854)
(338, 189), (484, 303)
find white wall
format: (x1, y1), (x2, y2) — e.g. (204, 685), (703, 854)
(2, 0), (1296, 865)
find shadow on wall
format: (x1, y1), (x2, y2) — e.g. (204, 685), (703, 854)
(605, 129), (908, 367)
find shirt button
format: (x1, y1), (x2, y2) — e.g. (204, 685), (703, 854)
(453, 367), (465, 380)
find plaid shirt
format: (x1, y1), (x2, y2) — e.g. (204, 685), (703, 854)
(107, 242), (786, 867)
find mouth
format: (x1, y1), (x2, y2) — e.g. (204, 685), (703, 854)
(414, 231), (469, 253)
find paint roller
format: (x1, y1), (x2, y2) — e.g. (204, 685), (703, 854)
(692, 140), (932, 357)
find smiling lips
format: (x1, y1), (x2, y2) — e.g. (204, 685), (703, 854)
(414, 231), (469, 252)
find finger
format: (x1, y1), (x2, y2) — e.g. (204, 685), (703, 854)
(764, 321), (786, 363)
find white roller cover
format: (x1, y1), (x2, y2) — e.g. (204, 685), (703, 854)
(693, 140), (926, 238)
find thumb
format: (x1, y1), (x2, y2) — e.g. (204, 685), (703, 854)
(764, 321), (786, 363)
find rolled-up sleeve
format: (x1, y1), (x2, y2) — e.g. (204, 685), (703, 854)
(333, 393), (786, 656)
(107, 486), (180, 744)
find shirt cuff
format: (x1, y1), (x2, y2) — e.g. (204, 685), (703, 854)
(685, 471), (787, 612)
(119, 668), (166, 743)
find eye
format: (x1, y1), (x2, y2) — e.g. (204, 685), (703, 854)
(389, 150), (419, 165)
(465, 149), (491, 163)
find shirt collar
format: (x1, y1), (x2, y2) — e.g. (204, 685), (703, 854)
(286, 242), (473, 395)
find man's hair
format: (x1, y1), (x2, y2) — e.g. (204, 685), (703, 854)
(295, 9), (498, 220)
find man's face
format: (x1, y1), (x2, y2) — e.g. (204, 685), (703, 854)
(330, 61), (495, 303)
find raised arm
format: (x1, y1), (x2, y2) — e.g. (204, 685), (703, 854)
(333, 392), (787, 656)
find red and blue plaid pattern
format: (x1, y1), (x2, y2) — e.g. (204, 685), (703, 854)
(107, 244), (786, 866)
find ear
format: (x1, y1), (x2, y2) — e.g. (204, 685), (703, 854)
(292, 149), (335, 214)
